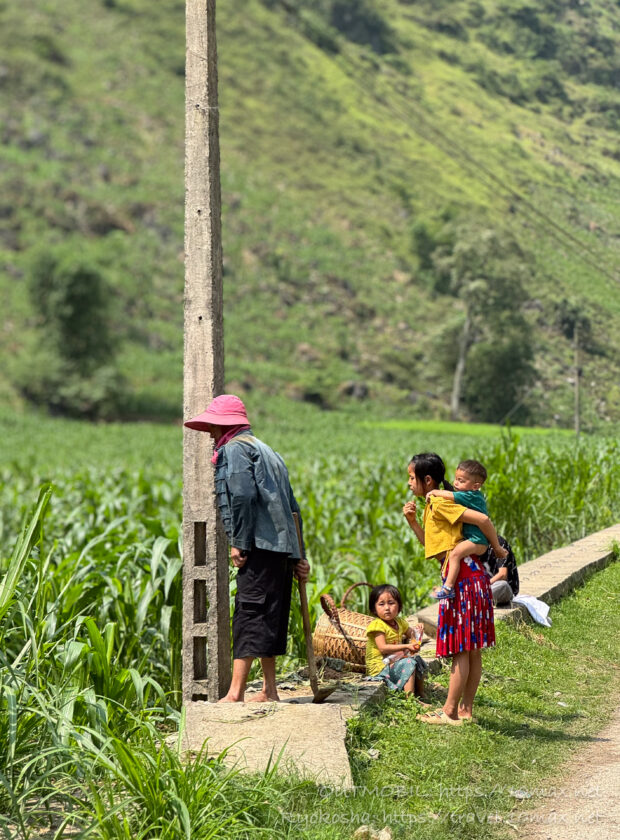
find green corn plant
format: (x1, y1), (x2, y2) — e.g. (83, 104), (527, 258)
(0, 485), (52, 624)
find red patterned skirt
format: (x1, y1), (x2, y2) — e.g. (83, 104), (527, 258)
(436, 558), (495, 657)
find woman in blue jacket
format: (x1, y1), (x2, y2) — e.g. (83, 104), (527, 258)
(185, 394), (310, 702)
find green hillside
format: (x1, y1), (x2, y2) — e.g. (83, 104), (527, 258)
(1, 0), (620, 426)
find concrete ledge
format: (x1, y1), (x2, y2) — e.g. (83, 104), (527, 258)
(174, 680), (390, 789)
(417, 523), (620, 637)
(176, 699), (355, 788)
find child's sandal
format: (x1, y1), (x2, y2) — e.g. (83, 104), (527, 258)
(431, 585), (455, 601)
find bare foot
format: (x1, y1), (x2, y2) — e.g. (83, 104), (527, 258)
(406, 694), (431, 708)
(217, 694), (243, 703)
(442, 707), (461, 721)
(247, 691), (280, 702)
(458, 705), (473, 720)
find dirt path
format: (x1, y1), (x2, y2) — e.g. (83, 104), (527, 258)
(515, 702), (620, 839)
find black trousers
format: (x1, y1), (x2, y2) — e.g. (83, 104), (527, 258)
(232, 547), (295, 659)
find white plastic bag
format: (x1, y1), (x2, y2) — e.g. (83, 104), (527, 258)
(512, 594), (552, 627)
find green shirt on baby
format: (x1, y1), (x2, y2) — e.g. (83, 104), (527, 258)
(453, 489), (488, 545)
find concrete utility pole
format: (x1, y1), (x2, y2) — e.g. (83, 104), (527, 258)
(182, 0), (230, 701)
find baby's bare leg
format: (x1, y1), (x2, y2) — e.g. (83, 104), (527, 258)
(444, 540), (478, 589)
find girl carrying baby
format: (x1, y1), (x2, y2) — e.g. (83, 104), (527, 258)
(403, 452), (498, 725)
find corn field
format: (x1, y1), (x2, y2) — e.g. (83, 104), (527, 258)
(1, 430), (619, 836)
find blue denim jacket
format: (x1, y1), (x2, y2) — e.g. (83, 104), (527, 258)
(214, 430), (304, 558)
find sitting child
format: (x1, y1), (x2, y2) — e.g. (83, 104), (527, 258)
(427, 459), (507, 600)
(365, 583), (428, 699)
(482, 535), (519, 605)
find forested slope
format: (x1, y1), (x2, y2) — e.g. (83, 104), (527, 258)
(1, 0), (619, 426)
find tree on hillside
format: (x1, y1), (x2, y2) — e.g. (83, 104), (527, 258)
(463, 336), (535, 426)
(260, 0), (397, 55)
(556, 298), (592, 347)
(428, 226), (535, 422)
(14, 243), (125, 419)
(29, 249), (115, 374)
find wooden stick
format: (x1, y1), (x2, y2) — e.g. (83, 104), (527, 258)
(292, 513), (319, 696)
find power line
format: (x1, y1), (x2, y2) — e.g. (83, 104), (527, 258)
(358, 71), (620, 285)
(272, 0), (619, 285)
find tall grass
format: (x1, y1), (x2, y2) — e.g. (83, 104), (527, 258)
(0, 485), (298, 839)
(6, 718), (298, 839)
(0, 478), (179, 830)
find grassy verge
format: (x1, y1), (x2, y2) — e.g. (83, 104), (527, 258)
(273, 560), (620, 839)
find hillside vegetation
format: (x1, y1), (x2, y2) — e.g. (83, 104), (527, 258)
(1, 0), (620, 425)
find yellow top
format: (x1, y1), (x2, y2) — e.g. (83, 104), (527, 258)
(423, 495), (467, 559)
(365, 616), (410, 676)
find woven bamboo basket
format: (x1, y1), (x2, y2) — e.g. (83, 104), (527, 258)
(312, 582), (374, 672)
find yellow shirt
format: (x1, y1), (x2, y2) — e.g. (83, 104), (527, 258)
(366, 616), (410, 676)
(423, 495), (467, 559)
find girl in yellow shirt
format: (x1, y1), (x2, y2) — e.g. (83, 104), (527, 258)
(403, 452), (497, 726)
(365, 584), (428, 698)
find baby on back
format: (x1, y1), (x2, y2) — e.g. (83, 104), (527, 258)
(427, 459), (507, 600)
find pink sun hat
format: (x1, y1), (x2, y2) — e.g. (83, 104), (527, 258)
(184, 394), (250, 431)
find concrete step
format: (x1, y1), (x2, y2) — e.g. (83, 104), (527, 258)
(174, 681), (387, 789)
